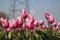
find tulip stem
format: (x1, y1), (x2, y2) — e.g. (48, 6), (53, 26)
(50, 24), (52, 36)
(20, 27), (25, 40)
(48, 22), (52, 40)
(6, 32), (9, 40)
(29, 30), (32, 40)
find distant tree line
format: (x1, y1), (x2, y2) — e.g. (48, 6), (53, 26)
(0, 11), (9, 19)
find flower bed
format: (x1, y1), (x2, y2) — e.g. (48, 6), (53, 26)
(0, 9), (60, 40)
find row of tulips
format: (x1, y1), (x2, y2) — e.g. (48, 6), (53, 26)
(0, 9), (60, 40)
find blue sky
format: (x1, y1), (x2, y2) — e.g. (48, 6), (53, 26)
(0, 0), (60, 24)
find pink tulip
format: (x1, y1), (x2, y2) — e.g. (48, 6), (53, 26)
(9, 23), (14, 29)
(13, 20), (18, 28)
(45, 11), (49, 19)
(52, 26), (59, 32)
(27, 14), (34, 23)
(47, 15), (54, 23)
(0, 17), (4, 21)
(36, 27), (42, 31)
(39, 20), (44, 25)
(29, 23), (34, 30)
(21, 9), (27, 18)
(34, 20), (38, 26)
(57, 22), (60, 27)
(16, 16), (23, 25)
(15, 19), (19, 27)
(8, 19), (14, 29)
(6, 28), (11, 32)
(52, 28), (57, 32)
(52, 22), (57, 27)
(41, 25), (45, 29)
(25, 18), (29, 23)
(26, 21), (34, 30)
(0, 18), (4, 24)
(2, 19), (8, 28)
(55, 26), (59, 30)
(9, 19), (19, 29)
(23, 23), (26, 28)
(16, 27), (21, 31)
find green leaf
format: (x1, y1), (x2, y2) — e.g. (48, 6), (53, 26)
(8, 32), (11, 39)
(0, 31), (6, 40)
(12, 33), (20, 40)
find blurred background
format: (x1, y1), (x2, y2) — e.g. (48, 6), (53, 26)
(0, 0), (60, 25)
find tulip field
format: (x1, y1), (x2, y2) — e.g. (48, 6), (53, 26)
(0, 9), (60, 40)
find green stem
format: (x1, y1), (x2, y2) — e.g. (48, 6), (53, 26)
(6, 32), (9, 40)
(29, 30), (32, 40)
(48, 22), (53, 40)
(50, 24), (52, 37)
(20, 26), (26, 40)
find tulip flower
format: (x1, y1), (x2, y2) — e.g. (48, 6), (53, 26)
(6, 28), (11, 32)
(47, 15), (54, 23)
(52, 22), (57, 27)
(21, 9), (27, 18)
(52, 26), (59, 32)
(34, 20), (38, 26)
(55, 26), (59, 30)
(0, 17), (4, 22)
(36, 26), (43, 31)
(27, 14), (35, 23)
(16, 16), (23, 25)
(57, 22), (60, 27)
(41, 25), (45, 29)
(16, 27), (21, 31)
(8, 19), (14, 29)
(26, 20), (34, 30)
(52, 28), (57, 32)
(39, 20), (44, 25)
(2, 19), (8, 29)
(0, 18), (4, 24)
(13, 20), (17, 28)
(45, 11), (49, 19)
(23, 23), (26, 28)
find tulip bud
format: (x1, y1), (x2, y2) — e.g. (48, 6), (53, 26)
(52, 28), (57, 32)
(57, 22), (60, 27)
(39, 20), (44, 25)
(55, 26), (59, 30)
(52, 22), (57, 27)
(16, 27), (21, 31)
(2, 19), (8, 28)
(0, 18), (4, 21)
(41, 25), (45, 29)
(8, 19), (14, 29)
(47, 15), (54, 23)
(15, 19), (19, 27)
(16, 16), (23, 25)
(13, 20), (18, 28)
(36, 27), (42, 31)
(21, 9), (27, 18)
(52, 26), (59, 32)
(45, 11), (49, 19)
(0, 18), (4, 24)
(27, 14), (34, 23)
(34, 20), (38, 26)
(26, 21), (34, 30)
(23, 23), (26, 28)
(6, 28), (11, 32)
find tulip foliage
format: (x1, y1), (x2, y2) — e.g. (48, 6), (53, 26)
(0, 9), (60, 40)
